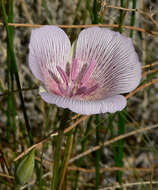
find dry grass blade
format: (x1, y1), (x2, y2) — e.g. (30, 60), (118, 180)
(0, 173), (14, 180)
(125, 78), (158, 99)
(58, 135), (73, 190)
(13, 115), (88, 162)
(142, 61), (158, 69)
(69, 124), (158, 163)
(101, 181), (158, 190)
(142, 68), (158, 77)
(105, 5), (158, 27)
(19, 0), (33, 24)
(68, 166), (158, 174)
(0, 23), (157, 35)
(35, 156), (158, 174)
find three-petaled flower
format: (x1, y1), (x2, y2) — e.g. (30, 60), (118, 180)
(29, 26), (141, 115)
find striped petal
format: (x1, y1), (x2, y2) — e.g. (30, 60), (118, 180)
(75, 27), (141, 97)
(29, 26), (71, 82)
(39, 91), (127, 115)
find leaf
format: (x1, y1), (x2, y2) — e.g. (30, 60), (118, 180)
(15, 149), (35, 185)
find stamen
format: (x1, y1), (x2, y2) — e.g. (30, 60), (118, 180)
(48, 70), (60, 84)
(70, 59), (78, 81)
(75, 64), (88, 83)
(44, 70), (62, 96)
(58, 83), (67, 96)
(75, 86), (87, 96)
(83, 84), (99, 96)
(56, 65), (69, 86)
(80, 60), (97, 86)
(65, 62), (70, 77)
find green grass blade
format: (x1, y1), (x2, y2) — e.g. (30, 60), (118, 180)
(58, 129), (74, 189)
(86, 0), (94, 22)
(51, 129), (64, 190)
(51, 109), (70, 190)
(73, 117), (92, 189)
(38, 147), (44, 189)
(6, 0), (17, 146)
(109, 114), (117, 163)
(130, 0), (137, 38)
(95, 115), (101, 189)
(92, 0), (99, 24)
(1, 0), (33, 145)
(116, 112), (126, 187)
(72, 0), (82, 25)
(119, 0), (124, 33)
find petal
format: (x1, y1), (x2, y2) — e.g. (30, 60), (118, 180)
(29, 26), (71, 82)
(75, 27), (141, 97)
(39, 91), (127, 115)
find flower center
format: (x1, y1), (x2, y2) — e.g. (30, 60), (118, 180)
(46, 59), (99, 100)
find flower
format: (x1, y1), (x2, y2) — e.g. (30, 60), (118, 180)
(29, 26), (141, 115)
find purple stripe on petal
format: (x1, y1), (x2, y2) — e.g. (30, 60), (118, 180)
(56, 66), (69, 86)
(80, 60), (96, 86)
(70, 59), (78, 81)
(83, 84), (99, 95)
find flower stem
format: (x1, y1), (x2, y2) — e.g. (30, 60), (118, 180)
(58, 132), (74, 190)
(51, 109), (70, 190)
(51, 130), (64, 190)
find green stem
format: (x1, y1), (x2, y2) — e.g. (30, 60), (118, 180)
(59, 130), (73, 179)
(38, 148), (44, 189)
(1, 0), (33, 145)
(51, 130), (63, 190)
(51, 109), (70, 190)
(95, 115), (101, 189)
(109, 115), (117, 163)
(58, 130), (74, 190)
(86, 0), (94, 22)
(119, 0), (124, 33)
(116, 112), (125, 189)
(130, 0), (136, 38)
(72, 0), (82, 25)
(73, 117), (92, 189)
(92, 0), (99, 24)
(7, 0), (17, 146)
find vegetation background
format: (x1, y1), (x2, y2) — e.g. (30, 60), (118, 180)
(0, 0), (158, 189)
